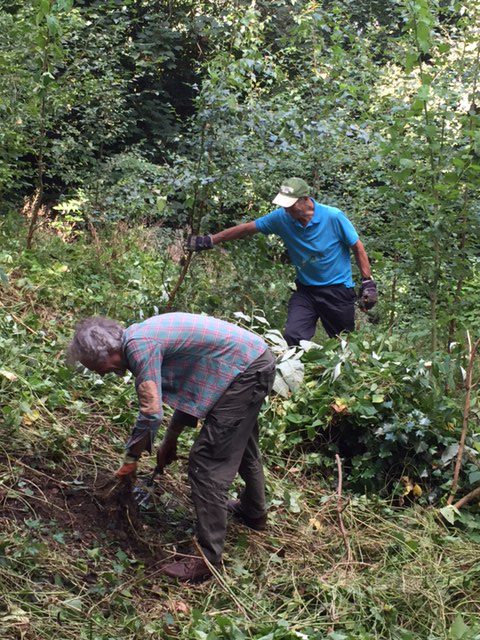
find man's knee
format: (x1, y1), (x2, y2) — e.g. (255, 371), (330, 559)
(284, 324), (315, 346)
(284, 330), (301, 346)
(239, 452), (262, 475)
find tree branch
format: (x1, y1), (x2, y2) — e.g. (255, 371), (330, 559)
(447, 334), (480, 504)
(335, 454), (352, 565)
(453, 485), (480, 510)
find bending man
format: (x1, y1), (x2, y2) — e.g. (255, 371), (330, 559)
(188, 177), (377, 345)
(67, 313), (275, 582)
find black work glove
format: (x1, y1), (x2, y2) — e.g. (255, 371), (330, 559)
(186, 234), (214, 252)
(359, 279), (378, 311)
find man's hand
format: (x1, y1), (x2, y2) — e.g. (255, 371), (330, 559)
(115, 460), (138, 479)
(359, 279), (378, 311)
(186, 234), (214, 252)
(156, 438), (177, 472)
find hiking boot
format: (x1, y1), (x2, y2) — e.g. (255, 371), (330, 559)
(160, 557), (214, 583)
(227, 499), (267, 531)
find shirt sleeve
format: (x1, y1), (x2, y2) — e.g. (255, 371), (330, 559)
(254, 208), (283, 235)
(334, 211), (359, 247)
(124, 339), (164, 455)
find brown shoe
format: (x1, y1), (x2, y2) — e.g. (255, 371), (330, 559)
(161, 557), (213, 583)
(227, 499), (267, 531)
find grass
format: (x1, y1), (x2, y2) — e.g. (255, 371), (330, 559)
(1, 448), (480, 640)
(1, 219), (480, 640)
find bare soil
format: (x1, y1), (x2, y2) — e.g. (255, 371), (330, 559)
(0, 457), (196, 564)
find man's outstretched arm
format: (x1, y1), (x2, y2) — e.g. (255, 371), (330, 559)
(188, 221), (258, 251)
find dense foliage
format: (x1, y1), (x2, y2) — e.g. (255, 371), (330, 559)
(1, 0), (479, 638)
(1, 0), (479, 341)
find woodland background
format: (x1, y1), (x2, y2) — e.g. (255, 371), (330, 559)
(0, 1), (479, 639)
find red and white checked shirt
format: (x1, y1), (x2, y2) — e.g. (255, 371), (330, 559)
(123, 313), (268, 450)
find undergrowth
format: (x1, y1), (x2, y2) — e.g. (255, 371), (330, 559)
(1, 217), (479, 639)
(1, 447), (480, 640)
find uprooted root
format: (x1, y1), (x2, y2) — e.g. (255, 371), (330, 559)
(93, 475), (141, 532)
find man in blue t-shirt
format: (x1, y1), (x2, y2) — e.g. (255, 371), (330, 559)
(187, 177), (377, 345)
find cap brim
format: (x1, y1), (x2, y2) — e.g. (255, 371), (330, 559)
(272, 194), (299, 208)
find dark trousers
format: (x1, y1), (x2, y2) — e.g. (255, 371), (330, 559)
(188, 349), (276, 564)
(284, 281), (356, 346)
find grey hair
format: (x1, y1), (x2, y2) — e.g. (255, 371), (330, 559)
(67, 317), (125, 366)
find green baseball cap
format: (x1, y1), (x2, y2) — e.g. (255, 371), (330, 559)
(272, 177), (311, 208)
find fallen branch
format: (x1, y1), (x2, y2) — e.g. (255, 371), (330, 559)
(447, 333), (480, 505)
(453, 485), (480, 510)
(335, 453), (352, 565)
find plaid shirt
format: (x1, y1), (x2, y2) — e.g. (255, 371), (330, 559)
(123, 313), (268, 452)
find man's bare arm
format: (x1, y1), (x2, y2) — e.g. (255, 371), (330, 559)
(211, 221), (258, 245)
(350, 240), (372, 280)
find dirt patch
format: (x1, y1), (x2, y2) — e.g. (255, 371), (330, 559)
(91, 473), (141, 532)
(0, 459), (195, 561)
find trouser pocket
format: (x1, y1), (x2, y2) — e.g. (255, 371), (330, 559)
(191, 415), (243, 460)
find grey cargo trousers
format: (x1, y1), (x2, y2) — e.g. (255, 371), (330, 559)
(189, 349), (276, 564)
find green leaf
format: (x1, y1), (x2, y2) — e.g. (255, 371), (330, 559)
(468, 470), (480, 484)
(424, 124), (437, 140)
(416, 21), (431, 53)
(410, 98), (425, 113)
(56, 0), (73, 10)
(285, 413), (305, 424)
(37, 0), (51, 19)
(356, 403), (377, 417)
(63, 598), (82, 612)
(449, 614), (469, 640)
(417, 84), (430, 101)
(439, 505), (460, 525)
(405, 52), (418, 72)
(156, 196), (167, 213)
(0, 267), (8, 285)
(46, 14), (60, 35)
(164, 613), (175, 627)
(284, 489), (301, 514)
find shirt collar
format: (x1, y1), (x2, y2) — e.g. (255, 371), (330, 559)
(288, 198), (321, 228)
(311, 199), (322, 224)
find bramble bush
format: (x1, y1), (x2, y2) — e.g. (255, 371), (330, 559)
(250, 323), (478, 498)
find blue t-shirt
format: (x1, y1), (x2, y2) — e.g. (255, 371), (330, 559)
(255, 199), (359, 287)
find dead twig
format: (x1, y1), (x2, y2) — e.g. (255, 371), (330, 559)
(447, 333), (480, 505)
(10, 458), (71, 487)
(335, 454), (353, 565)
(7, 311), (39, 335)
(164, 251), (195, 312)
(193, 538), (253, 618)
(453, 485), (480, 510)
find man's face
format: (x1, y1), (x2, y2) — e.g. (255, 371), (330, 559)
(285, 198), (309, 220)
(81, 352), (127, 377)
